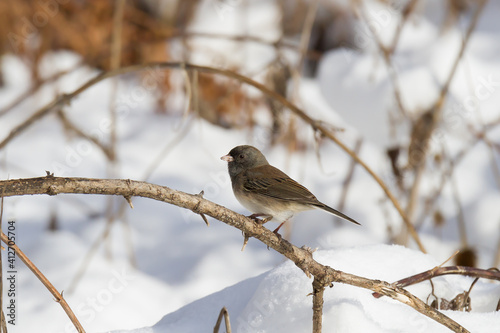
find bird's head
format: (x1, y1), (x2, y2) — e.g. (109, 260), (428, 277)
(221, 145), (269, 176)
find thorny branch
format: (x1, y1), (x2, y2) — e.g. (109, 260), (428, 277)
(0, 176), (473, 332)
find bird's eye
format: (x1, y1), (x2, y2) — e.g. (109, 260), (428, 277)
(239, 154), (245, 159)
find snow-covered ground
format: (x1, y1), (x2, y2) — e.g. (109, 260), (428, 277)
(0, 0), (499, 332)
(129, 245), (500, 333)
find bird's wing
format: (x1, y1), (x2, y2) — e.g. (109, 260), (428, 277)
(243, 165), (319, 204)
(243, 165), (361, 225)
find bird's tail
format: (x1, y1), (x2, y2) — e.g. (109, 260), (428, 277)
(317, 204), (361, 225)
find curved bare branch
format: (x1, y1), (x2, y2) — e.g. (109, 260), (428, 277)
(0, 176), (470, 332)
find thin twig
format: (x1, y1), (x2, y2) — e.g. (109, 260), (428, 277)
(56, 110), (114, 160)
(399, 0), (485, 241)
(111, 0), (126, 71)
(0, 63), (83, 117)
(107, 7), (324, 62)
(404, 1), (486, 244)
(474, 130), (500, 189)
(450, 175), (468, 248)
(109, 0), (126, 160)
(398, 153), (426, 245)
(390, 0), (420, 53)
(142, 117), (193, 181)
(336, 138), (363, 224)
(494, 231), (500, 268)
(179, 31), (323, 61)
(0, 311), (5, 333)
(213, 307), (232, 333)
(0, 231), (85, 332)
(415, 143), (471, 229)
(103, 0), (128, 261)
(292, 0), (318, 98)
(66, 209), (115, 294)
(354, 0), (408, 116)
(373, 266), (500, 299)
(288, 0), (319, 154)
(435, 0), (487, 109)
(414, 112), (499, 229)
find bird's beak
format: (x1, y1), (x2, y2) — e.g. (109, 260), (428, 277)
(220, 154), (234, 162)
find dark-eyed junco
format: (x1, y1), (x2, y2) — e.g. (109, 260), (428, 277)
(221, 145), (360, 234)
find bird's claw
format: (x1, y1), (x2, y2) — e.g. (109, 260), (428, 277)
(248, 214), (272, 225)
(273, 229), (282, 240)
(261, 216), (272, 224)
(242, 214), (273, 251)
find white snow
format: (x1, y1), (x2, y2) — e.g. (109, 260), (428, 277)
(123, 245), (500, 333)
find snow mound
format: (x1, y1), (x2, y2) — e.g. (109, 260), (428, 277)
(121, 245), (500, 333)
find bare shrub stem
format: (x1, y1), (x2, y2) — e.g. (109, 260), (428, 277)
(0, 176), (471, 332)
(0, 230), (85, 332)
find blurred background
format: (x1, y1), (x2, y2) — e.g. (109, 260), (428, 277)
(0, 0), (499, 331)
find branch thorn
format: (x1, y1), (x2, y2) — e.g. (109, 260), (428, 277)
(193, 190), (209, 226)
(124, 196), (134, 209)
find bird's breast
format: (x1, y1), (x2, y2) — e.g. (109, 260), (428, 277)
(233, 183), (308, 222)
